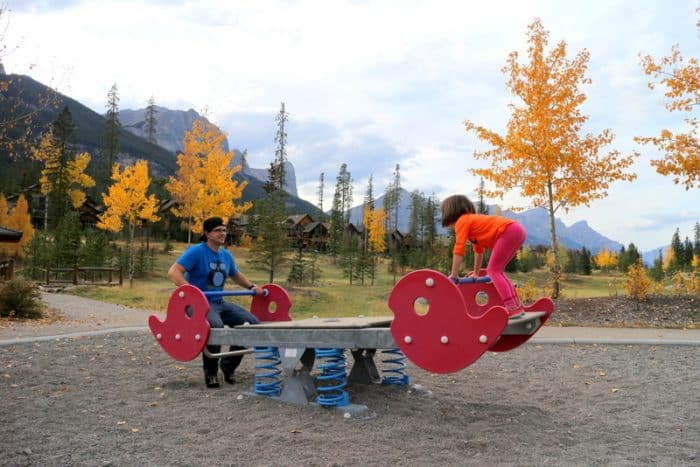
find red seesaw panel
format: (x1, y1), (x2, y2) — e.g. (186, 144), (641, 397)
(454, 273), (555, 352)
(251, 284), (292, 322)
(388, 269), (508, 374)
(489, 297), (554, 352)
(148, 284), (210, 362)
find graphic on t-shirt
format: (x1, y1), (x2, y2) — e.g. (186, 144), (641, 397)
(208, 261), (226, 287)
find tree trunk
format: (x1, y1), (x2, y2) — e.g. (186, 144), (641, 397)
(128, 224), (135, 288)
(546, 182), (561, 299)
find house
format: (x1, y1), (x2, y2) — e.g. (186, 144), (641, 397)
(300, 221), (329, 251)
(0, 226), (22, 280)
(227, 215), (250, 245)
(286, 214), (314, 247)
(283, 214), (331, 251)
(77, 196), (102, 230)
(6, 185), (103, 230)
(387, 229), (410, 251)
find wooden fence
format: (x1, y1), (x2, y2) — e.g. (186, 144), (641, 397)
(44, 265), (123, 286)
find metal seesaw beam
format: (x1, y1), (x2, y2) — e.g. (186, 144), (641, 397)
(206, 313), (546, 349)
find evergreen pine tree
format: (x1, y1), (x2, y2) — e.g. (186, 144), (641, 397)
(100, 83), (121, 188)
(145, 95), (158, 146)
(248, 106), (291, 283)
(47, 107), (77, 229)
(649, 249), (665, 281)
(670, 229), (683, 273)
(317, 172), (325, 216)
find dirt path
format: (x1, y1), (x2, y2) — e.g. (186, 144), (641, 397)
(0, 293), (162, 342)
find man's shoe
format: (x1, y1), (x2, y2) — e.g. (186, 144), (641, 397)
(205, 374), (220, 388)
(223, 372), (236, 385)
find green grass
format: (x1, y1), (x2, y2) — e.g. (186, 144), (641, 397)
(68, 243), (638, 316)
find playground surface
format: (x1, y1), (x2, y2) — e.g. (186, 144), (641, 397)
(0, 293), (698, 465)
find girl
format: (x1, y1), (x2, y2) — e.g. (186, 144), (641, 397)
(441, 194), (526, 318)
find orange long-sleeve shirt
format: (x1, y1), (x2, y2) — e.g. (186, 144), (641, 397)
(452, 214), (514, 255)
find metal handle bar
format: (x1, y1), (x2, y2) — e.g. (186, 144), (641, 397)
(203, 289), (269, 297)
(451, 276), (492, 284)
(203, 347), (254, 358)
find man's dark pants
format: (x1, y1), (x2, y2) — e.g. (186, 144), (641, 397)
(204, 301), (261, 376)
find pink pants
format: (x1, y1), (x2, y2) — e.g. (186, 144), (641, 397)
(486, 222), (526, 311)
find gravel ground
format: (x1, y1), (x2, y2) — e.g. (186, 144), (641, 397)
(0, 292), (698, 466)
(0, 333), (697, 466)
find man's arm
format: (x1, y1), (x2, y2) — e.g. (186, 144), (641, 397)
(231, 271), (262, 295)
(168, 262), (188, 287)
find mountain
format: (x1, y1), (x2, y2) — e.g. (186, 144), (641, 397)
(0, 73), (177, 188)
(345, 188), (623, 253)
(642, 247), (665, 267)
(119, 106), (298, 196)
(119, 106), (228, 154)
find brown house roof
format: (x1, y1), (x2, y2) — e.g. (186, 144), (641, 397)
(0, 226), (22, 243)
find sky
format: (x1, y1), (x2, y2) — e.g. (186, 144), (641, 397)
(2, 0), (699, 252)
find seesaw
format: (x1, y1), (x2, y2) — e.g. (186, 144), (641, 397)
(149, 269), (554, 410)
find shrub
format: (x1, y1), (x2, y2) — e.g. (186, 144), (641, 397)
(516, 278), (539, 305)
(161, 237), (174, 254)
(625, 260), (652, 310)
(0, 277), (43, 319)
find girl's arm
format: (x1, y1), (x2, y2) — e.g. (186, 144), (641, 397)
(449, 253), (463, 278)
(473, 252), (483, 277)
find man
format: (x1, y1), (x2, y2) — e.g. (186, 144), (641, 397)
(168, 217), (263, 388)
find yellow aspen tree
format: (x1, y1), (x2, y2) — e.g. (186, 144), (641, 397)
(166, 120), (250, 242)
(367, 206), (387, 253)
(0, 194), (8, 227)
(0, 194), (9, 257)
(692, 254), (700, 269)
(98, 160), (160, 286)
(31, 130), (95, 227)
(635, 12), (699, 190)
(662, 246), (676, 273)
(464, 19), (637, 298)
(595, 247), (618, 271)
(4, 195), (34, 258)
(625, 260), (652, 310)
(66, 152), (95, 208)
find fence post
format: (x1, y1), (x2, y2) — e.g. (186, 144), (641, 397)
(45, 267), (50, 285)
(73, 264), (78, 285)
(119, 266), (123, 286)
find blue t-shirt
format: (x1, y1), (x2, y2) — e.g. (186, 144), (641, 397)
(176, 242), (239, 303)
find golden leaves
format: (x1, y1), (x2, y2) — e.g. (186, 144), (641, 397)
(365, 206), (387, 253)
(594, 247), (618, 270)
(98, 160), (160, 234)
(165, 120), (251, 234)
(637, 25), (700, 190)
(625, 260), (653, 303)
(465, 19), (638, 212)
(30, 132), (95, 206)
(0, 194), (34, 258)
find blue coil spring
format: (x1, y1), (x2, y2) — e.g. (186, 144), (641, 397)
(253, 346), (282, 396)
(381, 348), (409, 386)
(314, 348), (349, 407)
